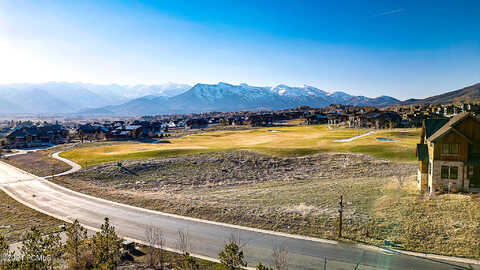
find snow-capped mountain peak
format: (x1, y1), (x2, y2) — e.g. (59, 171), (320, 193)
(270, 84), (328, 97)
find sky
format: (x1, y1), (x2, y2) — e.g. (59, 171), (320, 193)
(0, 0), (479, 100)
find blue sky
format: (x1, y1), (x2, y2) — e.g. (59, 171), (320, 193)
(0, 0), (479, 99)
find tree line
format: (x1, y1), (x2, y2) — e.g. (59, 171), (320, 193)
(0, 218), (289, 270)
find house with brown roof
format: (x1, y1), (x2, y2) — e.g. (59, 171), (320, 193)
(416, 113), (480, 193)
(4, 124), (68, 148)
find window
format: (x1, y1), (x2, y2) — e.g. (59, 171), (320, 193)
(441, 143), (460, 154)
(450, 144), (459, 154)
(450, 166), (458, 179)
(441, 166), (449, 179)
(442, 144), (449, 154)
(441, 165), (458, 179)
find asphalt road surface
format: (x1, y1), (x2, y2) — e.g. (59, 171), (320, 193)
(0, 160), (478, 270)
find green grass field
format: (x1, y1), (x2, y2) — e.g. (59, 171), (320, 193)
(61, 125), (420, 166)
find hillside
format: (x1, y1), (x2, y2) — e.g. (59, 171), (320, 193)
(398, 83), (480, 105)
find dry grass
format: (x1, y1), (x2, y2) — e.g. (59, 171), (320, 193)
(0, 189), (62, 243)
(2, 146), (72, 177)
(61, 125), (420, 166)
(52, 174), (480, 258)
(370, 182), (480, 257)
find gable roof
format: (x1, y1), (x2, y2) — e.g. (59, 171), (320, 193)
(428, 112), (474, 142)
(424, 118), (449, 139)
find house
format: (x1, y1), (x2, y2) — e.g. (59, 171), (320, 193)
(248, 114), (274, 127)
(5, 124), (68, 148)
(416, 113), (480, 193)
(304, 113), (328, 125)
(327, 112), (348, 126)
(185, 118), (209, 129)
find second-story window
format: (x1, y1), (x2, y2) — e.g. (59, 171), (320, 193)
(450, 144), (459, 154)
(442, 143), (459, 154)
(442, 144), (449, 154)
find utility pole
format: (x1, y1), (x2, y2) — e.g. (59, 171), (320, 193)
(338, 195), (343, 238)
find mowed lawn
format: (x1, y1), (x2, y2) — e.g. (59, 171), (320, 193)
(61, 125), (420, 166)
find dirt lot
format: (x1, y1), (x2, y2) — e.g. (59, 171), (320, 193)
(68, 150), (415, 190)
(1, 145), (72, 177)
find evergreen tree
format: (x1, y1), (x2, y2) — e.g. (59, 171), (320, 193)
(43, 234), (62, 270)
(0, 234), (15, 270)
(20, 227), (47, 270)
(90, 218), (123, 270)
(65, 220), (88, 269)
(176, 254), (200, 270)
(218, 242), (247, 270)
(256, 262), (273, 270)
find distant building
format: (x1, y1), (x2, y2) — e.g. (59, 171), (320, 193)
(305, 113), (328, 125)
(416, 113), (480, 193)
(5, 124), (68, 148)
(185, 118), (209, 129)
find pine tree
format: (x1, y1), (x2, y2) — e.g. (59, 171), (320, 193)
(176, 254), (200, 270)
(43, 233), (62, 270)
(20, 227), (47, 269)
(0, 234), (15, 270)
(65, 220), (88, 269)
(90, 218), (123, 270)
(256, 262), (273, 270)
(218, 242), (247, 270)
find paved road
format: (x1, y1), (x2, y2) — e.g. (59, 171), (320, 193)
(0, 161), (478, 270)
(44, 151), (81, 178)
(2, 146), (52, 157)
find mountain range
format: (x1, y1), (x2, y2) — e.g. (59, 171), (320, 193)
(81, 82), (400, 116)
(0, 82), (190, 114)
(0, 82), (478, 116)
